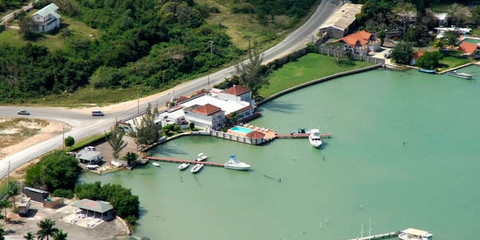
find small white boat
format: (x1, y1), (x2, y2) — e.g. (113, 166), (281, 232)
(308, 129), (323, 148)
(196, 153), (208, 161)
(86, 164), (99, 170)
(152, 162), (160, 167)
(398, 228), (433, 240)
(191, 163), (204, 173)
(178, 162), (190, 170)
(224, 156), (251, 171)
(448, 70), (473, 79)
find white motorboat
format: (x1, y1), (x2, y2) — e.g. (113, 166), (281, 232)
(196, 153), (208, 161)
(224, 156), (251, 171)
(178, 162), (190, 170)
(152, 162), (160, 167)
(398, 228), (433, 240)
(308, 129), (323, 148)
(448, 70), (473, 79)
(191, 163), (204, 173)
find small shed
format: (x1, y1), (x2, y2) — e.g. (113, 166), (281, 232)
(18, 197), (31, 216)
(73, 199), (115, 220)
(43, 197), (64, 209)
(22, 187), (49, 203)
(76, 149), (103, 164)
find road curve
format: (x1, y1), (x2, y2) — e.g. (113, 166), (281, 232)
(0, 0), (342, 178)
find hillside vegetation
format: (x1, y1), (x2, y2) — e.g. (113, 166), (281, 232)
(0, 0), (319, 105)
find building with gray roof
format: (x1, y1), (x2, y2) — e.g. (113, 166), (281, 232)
(33, 3), (61, 33)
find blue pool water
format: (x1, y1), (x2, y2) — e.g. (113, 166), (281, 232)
(230, 126), (254, 134)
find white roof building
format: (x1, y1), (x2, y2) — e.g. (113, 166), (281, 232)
(318, 3), (362, 39)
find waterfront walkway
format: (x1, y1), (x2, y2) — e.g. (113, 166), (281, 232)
(145, 156), (225, 167)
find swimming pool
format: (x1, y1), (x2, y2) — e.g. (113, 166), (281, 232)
(230, 126), (254, 134)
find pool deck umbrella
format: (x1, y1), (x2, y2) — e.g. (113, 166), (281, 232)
(73, 199), (113, 219)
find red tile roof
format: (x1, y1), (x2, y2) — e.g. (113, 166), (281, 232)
(226, 106), (254, 117)
(341, 30), (373, 48)
(246, 131), (265, 139)
(412, 51), (425, 60)
(223, 85), (250, 96)
(192, 104), (222, 116)
(177, 96), (190, 104)
(459, 41), (478, 55)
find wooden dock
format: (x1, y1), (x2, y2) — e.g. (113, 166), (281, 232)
(275, 133), (332, 138)
(145, 156), (225, 167)
(348, 231), (399, 240)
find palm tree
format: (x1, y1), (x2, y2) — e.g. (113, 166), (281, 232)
(0, 200), (12, 222)
(53, 230), (68, 240)
(0, 226), (5, 240)
(37, 218), (59, 240)
(24, 232), (35, 240)
(7, 182), (19, 209)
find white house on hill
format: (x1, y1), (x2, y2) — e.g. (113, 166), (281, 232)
(33, 3), (61, 33)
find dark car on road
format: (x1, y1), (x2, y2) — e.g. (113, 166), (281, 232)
(91, 111), (104, 116)
(17, 110), (30, 115)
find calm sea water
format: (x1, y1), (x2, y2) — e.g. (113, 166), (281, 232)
(80, 66), (480, 240)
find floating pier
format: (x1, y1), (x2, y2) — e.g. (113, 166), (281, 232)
(348, 231), (399, 240)
(275, 133), (332, 138)
(145, 156), (225, 167)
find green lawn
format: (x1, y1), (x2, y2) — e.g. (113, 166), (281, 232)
(438, 51), (473, 71)
(259, 53), (374, 97)
(0, 15), (98, 51)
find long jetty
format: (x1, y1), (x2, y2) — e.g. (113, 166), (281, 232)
(348, 231), (399, 240)
(145, 156), (225, 167)
(275, 133), (332, 138)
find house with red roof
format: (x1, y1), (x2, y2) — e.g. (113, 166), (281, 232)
(219, 85), (253, 105)
(410, 51), (425, 65)
(184, 103), (225, 129)
(338, 30), (381, 56)
(459, 41), (478, 56)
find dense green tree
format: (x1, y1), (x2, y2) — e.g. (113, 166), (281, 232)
(445, 31), (460, 46)
(25, 151), (81, 192)
(64, 136), (75, 148)
(392, 42), (413, 65)
(18, 15), (38, 40)
(122, 152), (138, 167)
(105, 123), (127, 159)
(37, 218), (59, 240)
(0, 200), (11, 223)
(417, 51), (442, 70)
(52, 189), (74, 199)
(0, 226), (4, 240)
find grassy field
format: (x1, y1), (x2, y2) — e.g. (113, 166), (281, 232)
(0, 15), (98, 51)
(196, 0), (317, 51)
(438, 51), (473, 71)
(259, 53), (374, 97)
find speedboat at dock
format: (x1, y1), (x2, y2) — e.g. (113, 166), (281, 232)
(308, 129), (322, 148)
(448, 70), (473, 79)
(178, 162), (190, 170)
(224, 156), (250, 171)
(196, 153), (208, 161)
(191, 163), (204, 173)
(398, 228), (433, 240)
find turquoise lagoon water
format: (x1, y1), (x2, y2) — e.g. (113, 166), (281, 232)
(80, 66), (480, 239)
(230, 126), (254, 134)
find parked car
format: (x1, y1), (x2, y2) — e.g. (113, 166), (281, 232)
(384, 50), (392, 59)
(17, 110), (30, 115)
(91, 111), (104, 116)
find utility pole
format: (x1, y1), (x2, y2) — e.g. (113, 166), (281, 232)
(208, 40), (214, 61)
(62, 126), (65, 150)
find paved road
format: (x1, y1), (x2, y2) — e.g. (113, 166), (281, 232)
(0, 0), (342, 178)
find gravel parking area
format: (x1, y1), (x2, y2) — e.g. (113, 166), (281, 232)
(5, 199), (128, 240)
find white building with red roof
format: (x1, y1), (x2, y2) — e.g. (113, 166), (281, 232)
(337, 30), (381, 56)
(156, 85), (256, 130)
